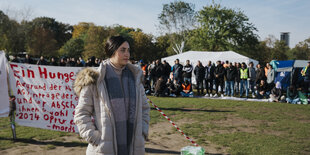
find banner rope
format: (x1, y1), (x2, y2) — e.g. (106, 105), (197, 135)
(147, 97), (199, 147)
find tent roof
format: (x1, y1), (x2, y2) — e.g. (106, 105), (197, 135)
(162, 51), (258, 66)
(270, 60), (309, 72)
(294, 60), (309, 68)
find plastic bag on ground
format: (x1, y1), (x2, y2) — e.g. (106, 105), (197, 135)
(181, 146), (205, 155)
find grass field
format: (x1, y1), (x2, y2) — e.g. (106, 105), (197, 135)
(1, 96), (310, 154)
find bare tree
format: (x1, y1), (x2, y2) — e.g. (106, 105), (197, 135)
(158, 1), (197, 54)
(2, 4), (34, 22)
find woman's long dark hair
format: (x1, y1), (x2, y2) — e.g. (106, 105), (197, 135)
(105, 36), (129, 58)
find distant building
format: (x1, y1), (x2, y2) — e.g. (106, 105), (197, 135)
(280, 32), (290, 47)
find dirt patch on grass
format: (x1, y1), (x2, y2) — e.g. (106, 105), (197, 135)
(146, 121), (229, 155)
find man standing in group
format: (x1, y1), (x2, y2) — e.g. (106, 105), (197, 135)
(182, 60), (193, 84)
(162, 60), (171, 80)
(148, 61), (156, 91)
(248, 62), (256, 98)
(240, 62), (249, 98)
(255, 63), (266, 87)
(214, 61), (225, 97)
(225, 62), (237, 97)
(194, 61), (205, 95)
(266, 64), (275, 90)
(204, 61), (215, 97)
(301, 61), (310, 97)
(24, 54), (33, 64)
(173, 59), (183, 83)
(154, 59), (165, 82)
(37, 56), (47, 65)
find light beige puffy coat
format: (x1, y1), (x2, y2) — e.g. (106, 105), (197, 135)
(73, 61), (150, 155)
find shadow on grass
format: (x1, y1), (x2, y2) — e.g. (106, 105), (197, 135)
(151, 107), (234, 113)
(146, 147), (225, 155)
(0, 137), (87, 147)
(145, 147), (179, 154)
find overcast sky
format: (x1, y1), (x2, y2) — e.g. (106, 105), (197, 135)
(1, 0), (309, 48)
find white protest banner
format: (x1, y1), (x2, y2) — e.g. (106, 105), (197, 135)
(0, 51), (10, 117)
(8, 63), (83, 132)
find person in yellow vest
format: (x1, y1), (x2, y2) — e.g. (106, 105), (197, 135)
(180, 80), (194, 97)
(240, 62), (249, 98)
(301, 61), (310, 97)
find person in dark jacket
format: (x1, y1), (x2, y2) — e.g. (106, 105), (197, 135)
(75, 59), (84, 67)
(11, 55), (20, 63)
(70, 58), (76, 66)
(194, 61), (205, 95)
(255, 63), (266, 86)
(204, 61), (215, 97)
(225, 63), (237, 96)
(168, 79), (183, 96)
(154, 76), (168, 97)
(301, 61), (310, 97)
(257, 79), (269, 99)
(66, 58), (72, 66)
(182, 60), (193, 84)
(49, 57), (58, 66)
(163, 60), (171, 80)
(286, 85), (300, 104)
(172, 59), (183, 83)
(37, 56), (47, 65)
(59, 58), (66, 66)
(214, 61), (225, 97)
(154, 59), (165, 82)
(24, 54), (33, 64)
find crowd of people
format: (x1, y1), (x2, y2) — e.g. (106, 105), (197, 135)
(9, 54), (310, 104)
(10, 54), (102, 67)
(140, 59), (310, 104)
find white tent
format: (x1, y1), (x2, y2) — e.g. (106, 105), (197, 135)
(162, 51), (259, 66)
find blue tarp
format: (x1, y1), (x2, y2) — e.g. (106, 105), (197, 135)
(270, 60), (295, 72)
(271, 60), (295, 90)
(275, 71), (291, 90)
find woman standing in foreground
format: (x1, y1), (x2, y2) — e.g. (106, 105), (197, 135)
(73, 36), (150, 155)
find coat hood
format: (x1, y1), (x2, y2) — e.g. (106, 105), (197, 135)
(74, 67), (99, 97)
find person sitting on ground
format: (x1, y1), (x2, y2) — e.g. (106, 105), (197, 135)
(165, 78), (173, 95)
(269, 82), (285, 102)
(180, 80), (194, 97)
(168, 79), (182, 97)
(154, 76), (168, 97)
(256, 79), (269, 99)
(286, 85), (300, 104)
(298, 87), (309, 105)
